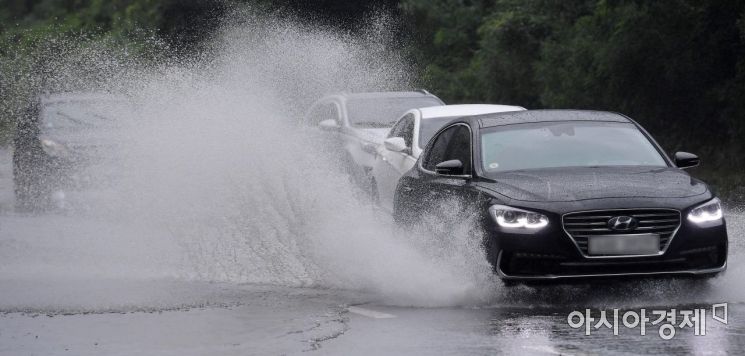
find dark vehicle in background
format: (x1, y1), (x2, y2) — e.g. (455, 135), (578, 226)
(13, 93), (129, 210)
(303, 91), (444, 189)
(394, 110), (728, 282)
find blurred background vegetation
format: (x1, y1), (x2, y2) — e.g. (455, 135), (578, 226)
(1, 0), (743, 198)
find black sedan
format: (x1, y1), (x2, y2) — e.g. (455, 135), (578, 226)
(393, 110), (728, 282)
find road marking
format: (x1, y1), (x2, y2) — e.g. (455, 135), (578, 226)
(347, 306), (396, 319)
(522, 345), (564, 355)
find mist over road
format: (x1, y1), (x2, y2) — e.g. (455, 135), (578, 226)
(0, 147), (744, 354)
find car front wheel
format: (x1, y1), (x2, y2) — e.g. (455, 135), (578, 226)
(13, 153), (51, 212)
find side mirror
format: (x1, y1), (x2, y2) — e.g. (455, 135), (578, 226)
(435, 159), (465, 176)
(674, 151), (700, 169)
(318, 119), (340, 131)
(383, 137), (407, 153)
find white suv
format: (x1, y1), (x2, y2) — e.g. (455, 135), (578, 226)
(372, 104), (525, 211)
(303, 91), (444, 189)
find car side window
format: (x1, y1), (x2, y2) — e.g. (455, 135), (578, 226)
(422, 124), (472, 173)
(444, 125), (472, 174)
(389, 114), (415, 148)
(423, 126), (457, 171)
(399, 114), (415, 148)
(307, 102), (340, 126)
(388, 116), (407, 139)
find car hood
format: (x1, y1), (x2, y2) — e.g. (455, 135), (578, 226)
(479, 166), (708, 202)
(42, 128), (124, 161)
(351, 127), (391, 144)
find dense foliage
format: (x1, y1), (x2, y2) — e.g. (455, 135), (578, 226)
(403, 0), (745, 192)
(1, 0), (743, 192)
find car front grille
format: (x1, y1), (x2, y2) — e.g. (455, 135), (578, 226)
(562, 209), (681, 256)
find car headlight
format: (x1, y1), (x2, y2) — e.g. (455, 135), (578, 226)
(489, 204), (549, 230)
(687, 198), (723, 225)
(40, 138), (69, 157)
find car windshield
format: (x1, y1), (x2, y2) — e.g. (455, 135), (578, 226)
(42, 100), (130, 130)
(480, 121), (668, 173)
(346, 97), (441, 128)
(418, 116), (459, 149)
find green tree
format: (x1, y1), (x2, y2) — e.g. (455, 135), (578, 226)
(401, 0), (496, 102)
(538, 1), (743, 151)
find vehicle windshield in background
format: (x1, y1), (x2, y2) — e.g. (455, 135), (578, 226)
(418, 116), (458, 149)
(480, 121), (668, 173)
(346, 97), (441, 128)
(42, 100), (130, 130)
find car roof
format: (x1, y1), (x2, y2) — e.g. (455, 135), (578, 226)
(322, 91), (442, 102)
(476, 109), (631, 128)
(418, 104), (525, 119)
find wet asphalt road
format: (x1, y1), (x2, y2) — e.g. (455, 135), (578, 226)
(1, 279), (743, 355)
(0, 147), (743, 355)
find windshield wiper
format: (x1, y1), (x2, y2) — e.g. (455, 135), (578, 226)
(55, 111), (94, 127)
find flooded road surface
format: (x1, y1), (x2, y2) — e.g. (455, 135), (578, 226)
(0, 144), (743, 355)
(2, 285), (744, 355)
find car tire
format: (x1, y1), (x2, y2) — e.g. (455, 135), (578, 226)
(13, 152), (50, 212)
(483, 235), (500, 274)
(13, 156), (36, 211)
(467, 212), (500, 274)
(370, 178), (379, 205)
(341, 154), (366, 188)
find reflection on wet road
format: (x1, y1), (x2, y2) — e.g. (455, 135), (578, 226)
(325, 302), (745, 355)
